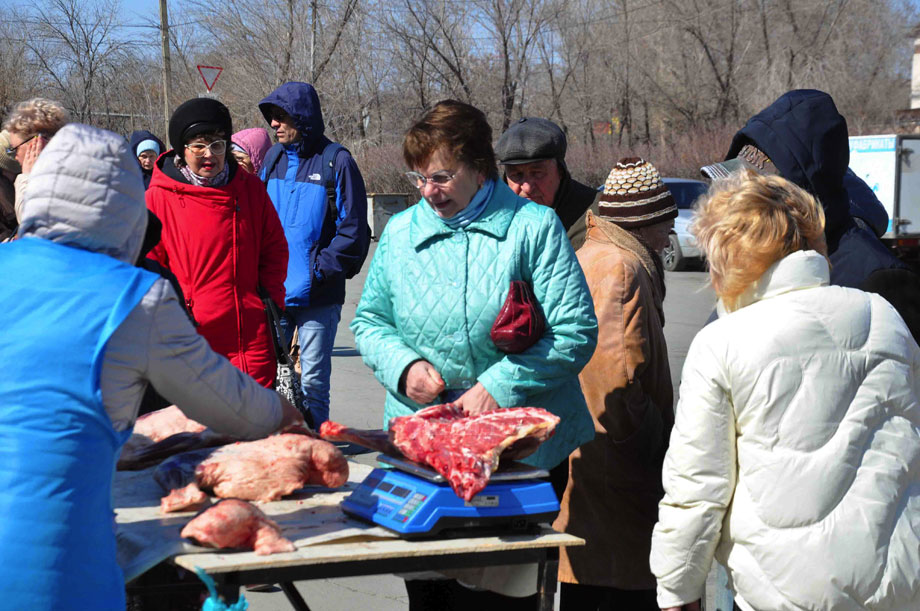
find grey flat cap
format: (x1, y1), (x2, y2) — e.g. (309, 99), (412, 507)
(496, 117), (566, 165)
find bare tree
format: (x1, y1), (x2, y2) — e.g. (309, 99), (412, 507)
(25, 0), (135, 127)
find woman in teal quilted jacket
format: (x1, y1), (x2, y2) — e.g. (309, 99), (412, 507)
(351, 100), (597, 610)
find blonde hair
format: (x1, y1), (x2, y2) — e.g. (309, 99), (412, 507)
(3, 98), (69, 137)
(691, 171), (827, 311)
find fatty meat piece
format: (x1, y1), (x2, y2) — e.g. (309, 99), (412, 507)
(180, 499), (295, 555)
(118, 406), (232, 471)
(134, 405), (208, 441)
(153, 434), (349, 512)
(160, 482), (209, 513)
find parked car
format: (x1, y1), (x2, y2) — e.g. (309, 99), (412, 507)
(662, 177), (707, 271)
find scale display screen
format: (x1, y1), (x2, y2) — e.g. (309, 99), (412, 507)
(342, 467), (559, 538)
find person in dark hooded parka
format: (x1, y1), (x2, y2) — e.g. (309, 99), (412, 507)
(128, 129), (165, 190)
(258, 81), (370, 427)
(702, 89), (920, 342)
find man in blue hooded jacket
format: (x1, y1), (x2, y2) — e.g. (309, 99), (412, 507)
(259, 81), (370, 427)
(702, 89), (920, 343)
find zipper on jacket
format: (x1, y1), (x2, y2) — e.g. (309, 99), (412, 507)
(232, 198), (248, 374)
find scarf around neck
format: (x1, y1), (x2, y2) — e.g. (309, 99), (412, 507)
(437, 178), (495, 229)
(590, 212), (667, 324)
(176, 155), (230, 188)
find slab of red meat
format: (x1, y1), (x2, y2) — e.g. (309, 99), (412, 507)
(318, 421), (400, 456)
(181, 499), (295, 556)
(322, 405), (559, 501)
(389, 405), (559, 501)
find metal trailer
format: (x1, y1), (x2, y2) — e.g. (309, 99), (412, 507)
(848, 134), (920, 260)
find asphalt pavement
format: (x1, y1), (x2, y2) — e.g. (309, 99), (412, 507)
(246, 244), (717, 611)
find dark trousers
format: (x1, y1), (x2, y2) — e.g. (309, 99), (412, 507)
(559, 583), (658, 611)
(405, 460), (569, 611)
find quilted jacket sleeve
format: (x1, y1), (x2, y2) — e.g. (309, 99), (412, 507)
(255, 184), (289, 308)
(478, 210), (598, 407)
(350, 230), (423, 395)
(650, 329), (737, 608)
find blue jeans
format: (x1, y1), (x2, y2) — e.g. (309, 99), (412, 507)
(279, 303), (342, 428)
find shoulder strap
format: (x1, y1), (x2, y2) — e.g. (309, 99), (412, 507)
(321, 142), (345, 222)
(261, 145), (284, 184)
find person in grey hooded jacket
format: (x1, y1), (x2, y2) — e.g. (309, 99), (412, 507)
(0, 124), (303, 610)
(15, 124), (305, 435)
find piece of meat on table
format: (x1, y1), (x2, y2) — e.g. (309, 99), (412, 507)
(118, 406), (233, 471)
(196, 434), (348, 502)
(134, 405), (208, 441)
(160, 482), (210, 513)
(180, 499), (295, 556)
(157, 434), (349, 512)
(318, 421), (400, 456)
(322, 405), (559, 502)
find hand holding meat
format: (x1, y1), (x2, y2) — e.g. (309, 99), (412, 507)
(453, 382), (498, 416)
(404, 360), (445, 404)
(322, 405), (560, 501)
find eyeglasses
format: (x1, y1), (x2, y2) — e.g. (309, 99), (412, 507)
(5, 133), (37, 156)
(185, 140), (227, 157)
(405, 170), (456, 189)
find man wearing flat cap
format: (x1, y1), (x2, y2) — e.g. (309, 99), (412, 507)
(496, 117), (598, 249)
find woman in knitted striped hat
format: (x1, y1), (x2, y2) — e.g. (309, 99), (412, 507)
(553, 157), (678, 611)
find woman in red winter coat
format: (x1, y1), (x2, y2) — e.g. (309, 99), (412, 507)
(146, 98), (288, 387)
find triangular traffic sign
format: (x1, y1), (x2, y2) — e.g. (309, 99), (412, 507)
(197, 65), (223, 92)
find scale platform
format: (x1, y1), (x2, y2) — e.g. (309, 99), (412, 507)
(341, 455), (560, 539)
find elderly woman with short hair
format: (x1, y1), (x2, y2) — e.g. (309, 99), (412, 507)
(351, 99), (597, 609)
(650, 172), (920, 611)
(3, 97), (69, 223)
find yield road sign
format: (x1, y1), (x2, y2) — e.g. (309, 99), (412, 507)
(197, 65), (223, 92)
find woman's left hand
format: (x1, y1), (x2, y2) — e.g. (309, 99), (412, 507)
(21, 135), (46, 174)
(454, 382), (499, 416)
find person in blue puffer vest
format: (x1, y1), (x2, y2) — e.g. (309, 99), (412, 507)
(0, 123), (303, 611)
(259, 82), (370, 428)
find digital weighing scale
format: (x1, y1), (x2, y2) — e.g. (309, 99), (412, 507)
(342, 455), (560, 538)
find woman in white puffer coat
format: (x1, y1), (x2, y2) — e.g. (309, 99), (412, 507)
(650, 172), (920, 611)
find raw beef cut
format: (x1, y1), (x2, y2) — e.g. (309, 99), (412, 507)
(157, 434), (349, 512)
(181, 499), (295, 555)
(321, 405), (559, 501)
(317, 422), (400, 456)
(160, 482), (209, 513)
(118, 406), (232, 471)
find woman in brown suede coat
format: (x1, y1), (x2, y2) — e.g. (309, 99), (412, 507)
(553, 158), (677, 611)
